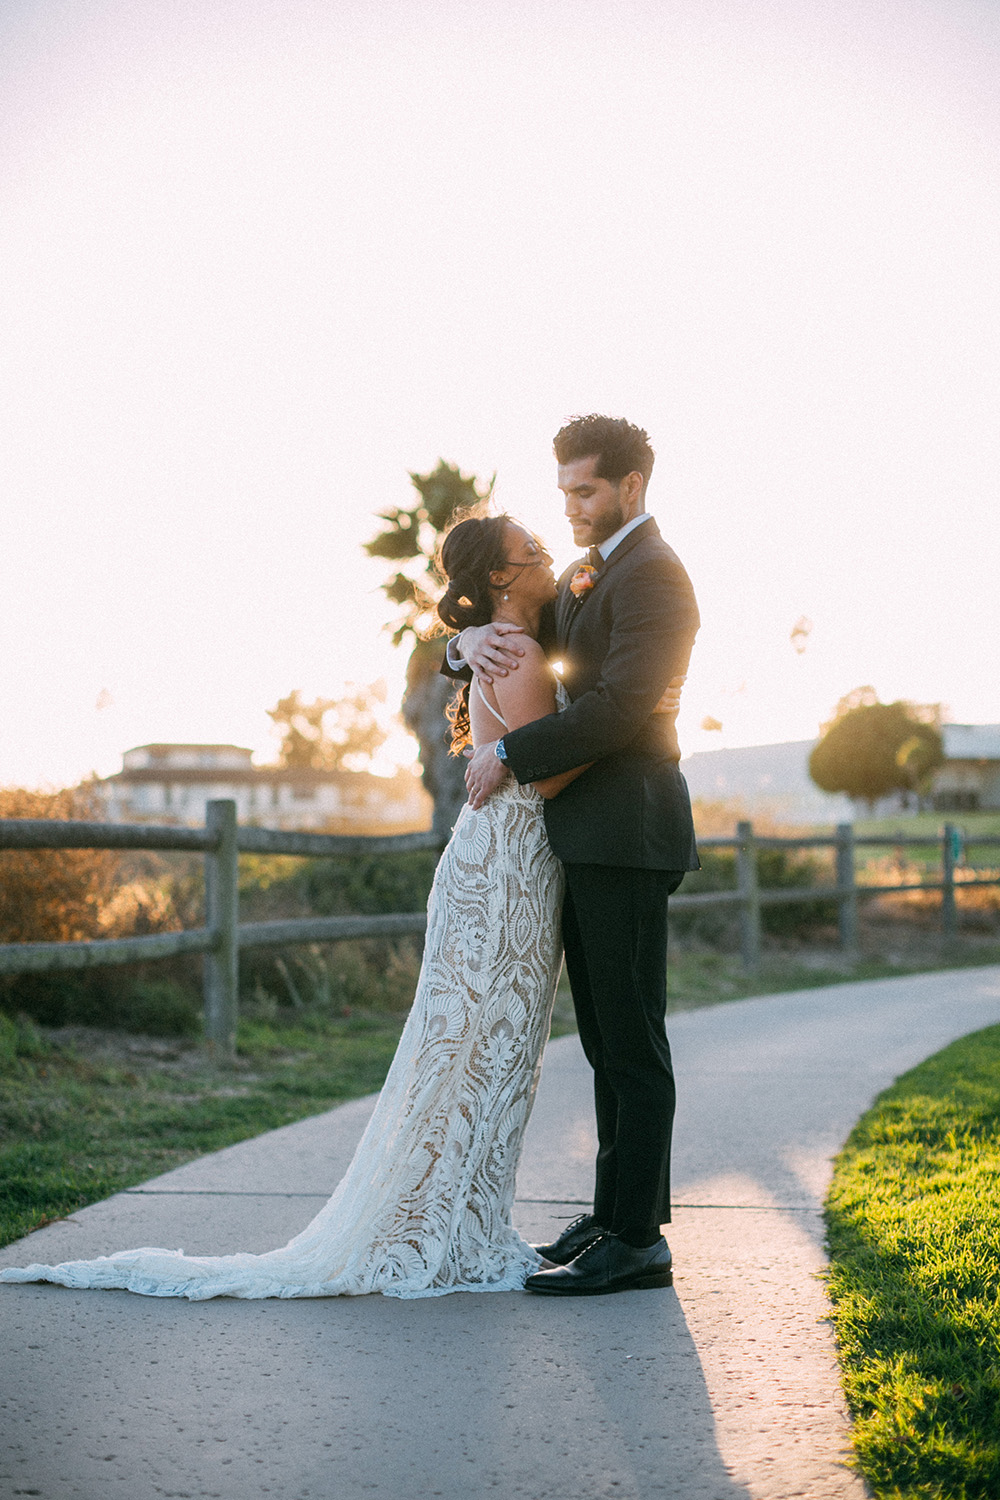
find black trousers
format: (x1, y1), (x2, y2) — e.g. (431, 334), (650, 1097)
(561, 863), (685, 1246)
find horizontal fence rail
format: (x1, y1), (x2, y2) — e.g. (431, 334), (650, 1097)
(0, 803), (442, 1054)
(2, 805), (999, 1051)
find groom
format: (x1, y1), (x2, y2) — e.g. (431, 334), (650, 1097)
(456, 414), (700, 1295)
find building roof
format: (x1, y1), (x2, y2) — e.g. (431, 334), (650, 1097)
(941, 723), (1000, 761)
(127, 743), (254, 756)
(105, 765), (355, 786)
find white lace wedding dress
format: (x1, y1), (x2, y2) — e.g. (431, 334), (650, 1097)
(0, 692), (565, 1301)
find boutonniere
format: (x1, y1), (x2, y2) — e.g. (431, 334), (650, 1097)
(569, 563), (599, 599)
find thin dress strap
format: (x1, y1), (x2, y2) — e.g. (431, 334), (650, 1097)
(472, 675), (509, 730)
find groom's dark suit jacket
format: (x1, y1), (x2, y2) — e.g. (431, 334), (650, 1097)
(503, 517), (700, 871)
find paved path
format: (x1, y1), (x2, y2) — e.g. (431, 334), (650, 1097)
(3, 965), (1000, 1500)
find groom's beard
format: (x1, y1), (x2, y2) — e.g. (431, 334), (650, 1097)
(572, 501), (625, 548)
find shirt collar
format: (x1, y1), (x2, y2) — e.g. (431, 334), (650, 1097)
(596, 512), (652, 562)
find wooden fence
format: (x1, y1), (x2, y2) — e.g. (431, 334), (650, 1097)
(2, 803), (998, 1054)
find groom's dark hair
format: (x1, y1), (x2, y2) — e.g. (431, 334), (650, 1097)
(553, 415), (655, 495)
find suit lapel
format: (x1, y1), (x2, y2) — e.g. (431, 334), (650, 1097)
(555, 564), (583, 648)
(559, 518), (659, 645)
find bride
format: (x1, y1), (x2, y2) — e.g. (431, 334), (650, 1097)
(0, 513), (584, 1301)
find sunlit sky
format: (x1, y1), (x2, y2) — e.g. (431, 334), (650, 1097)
(2, 0), (998, 789)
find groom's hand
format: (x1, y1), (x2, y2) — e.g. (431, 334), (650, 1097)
(457, 622), (527, 685)
(652, 674), (686, 715)
(465, 741), (510, 809)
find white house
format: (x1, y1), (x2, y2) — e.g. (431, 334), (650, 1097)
(933, 724), (1000, 812)
(97, 744), (431, 831)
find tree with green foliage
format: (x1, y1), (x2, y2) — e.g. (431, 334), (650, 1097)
(267, 685), (387, 773)
(809, 687), (944, 810)
(364, 460), (494, 838)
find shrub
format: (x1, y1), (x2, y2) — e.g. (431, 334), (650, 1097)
(238, 849), (436, 1018)
(0, 786), (202, 1032)
(113, 979), (201, 1038)
(0, 785), (118, 945)
(674, 844), (838, 943)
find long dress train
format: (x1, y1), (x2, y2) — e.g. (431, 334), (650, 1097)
(0, 764), (564, 1300)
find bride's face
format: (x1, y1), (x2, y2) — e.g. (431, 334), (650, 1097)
(495, 523), (557, 608)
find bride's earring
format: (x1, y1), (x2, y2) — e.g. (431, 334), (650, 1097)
(502, 592), (509, 602)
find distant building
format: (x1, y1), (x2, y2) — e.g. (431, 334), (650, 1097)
(97, 743), (431, 831)
(932, 724), (1000, 811)
(680, 723), (1000, 824)
(680, 739), (853, 825)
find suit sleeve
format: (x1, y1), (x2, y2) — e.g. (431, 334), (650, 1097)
(438, 601), (559, 684)
(503, 557), (699, 783)
(440, 638), (471, 684)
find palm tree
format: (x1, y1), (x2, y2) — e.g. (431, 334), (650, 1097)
(364, 461), (494, 839)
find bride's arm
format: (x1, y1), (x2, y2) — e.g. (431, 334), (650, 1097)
(490, 642), (592, 800)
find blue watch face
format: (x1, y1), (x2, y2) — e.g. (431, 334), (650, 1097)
(495, 738), (507, 763)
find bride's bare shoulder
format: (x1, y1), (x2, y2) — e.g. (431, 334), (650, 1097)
(512, 637), (552, 672)
(492, 636), (558, 725)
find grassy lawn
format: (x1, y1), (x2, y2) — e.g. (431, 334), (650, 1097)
(851, 811), (1000, 841)
(849, 811), (1000, 876)
(0, 1009), (406, 1249)
(825, 1024), (1000, 1499)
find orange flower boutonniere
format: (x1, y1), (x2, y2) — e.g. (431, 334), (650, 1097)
(569, 563), (599, 599)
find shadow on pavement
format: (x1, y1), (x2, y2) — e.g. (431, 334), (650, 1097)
(1, 1277), (751, 1500)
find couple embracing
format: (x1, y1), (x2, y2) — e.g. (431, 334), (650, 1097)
(1, 415), (700, 1302)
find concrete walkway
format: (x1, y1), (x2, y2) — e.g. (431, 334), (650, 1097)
(3, 965), (1000, 1500)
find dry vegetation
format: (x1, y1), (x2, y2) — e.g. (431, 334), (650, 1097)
(0, 785), (122, 944)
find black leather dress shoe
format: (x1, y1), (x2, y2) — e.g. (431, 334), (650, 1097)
(525, 1234), (673, 1296)
(532, 1214), (607, 1266)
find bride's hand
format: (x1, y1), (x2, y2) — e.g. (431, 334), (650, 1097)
(652, 675), (686, 715)
(465, 741), (510, 809)
(457, 622), (528, 685)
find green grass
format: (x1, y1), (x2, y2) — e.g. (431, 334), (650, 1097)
(851, 811), (1000, 841)
(0, 1008), (406, 1249)
(825, 1024), (1000, 1499)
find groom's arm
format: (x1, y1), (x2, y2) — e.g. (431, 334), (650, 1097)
(440, 603), (558, 685)
(503, 557), (699, 785)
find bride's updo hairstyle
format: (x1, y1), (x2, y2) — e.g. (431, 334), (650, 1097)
(436, 512), (511, 752)
(436, 513), (511, 634)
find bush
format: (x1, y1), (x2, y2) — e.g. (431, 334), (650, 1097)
(0, 785), (202, 1032)
(674, 844), (838, 943)
(0, 785), (119, 945)
(1, 962), (204, 1034)
(241, 937), (424, 1019)
(0, 799), (437, 1032)
(238, 849), (437, 1018)
(0, 1010), (50, 1067)
(298, 849), (438, 918)
(113, 979), (201, 1038)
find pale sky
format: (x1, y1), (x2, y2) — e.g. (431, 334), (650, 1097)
(2, 0), (998, 789)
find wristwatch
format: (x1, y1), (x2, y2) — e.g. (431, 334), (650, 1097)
(494, 738), (509, 765)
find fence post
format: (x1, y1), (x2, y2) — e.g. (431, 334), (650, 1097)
(736, 820), (761, 971)
(835, 823), (859, 956)
(204, 799), (239, 1056)
(941, 822), (958, 943)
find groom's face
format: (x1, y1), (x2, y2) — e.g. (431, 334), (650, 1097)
(557, 455), (636, 549)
